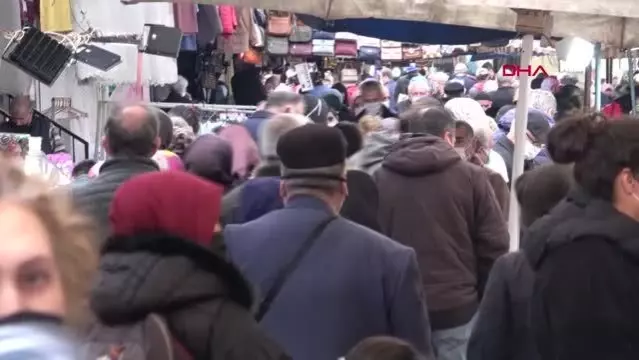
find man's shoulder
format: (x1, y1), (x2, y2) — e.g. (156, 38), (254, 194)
(335, 217), (414, 256)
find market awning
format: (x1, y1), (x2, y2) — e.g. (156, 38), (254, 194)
(125, 0), (639, 47)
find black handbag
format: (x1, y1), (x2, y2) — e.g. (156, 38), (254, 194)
(358, 46), (382, 63)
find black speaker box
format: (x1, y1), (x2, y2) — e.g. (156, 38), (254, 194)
(2, 27), (72, 86)
(139, 24), (182, 59)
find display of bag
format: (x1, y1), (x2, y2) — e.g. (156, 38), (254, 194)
(340, 67), (359, 84)
(242, 47), (263, 65)
(266, 36), (289, 55)
(334, 40), (357, 58)
(289, 43), (313, 56)
(381, 40), (402, 47)
(358, 46), (381, 62)
(335, 32), (358, 41)
(312, 30), (335, 40)
(312, 39), (335, 56)
(289, 23), (312, 43)
(381, 46), (402, 61)
(267, 11), (292, 36)
(402, 45), (423, 60)
(357, 36), (381, 48)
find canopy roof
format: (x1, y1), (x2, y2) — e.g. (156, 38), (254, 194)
(129, 0), (639, 47)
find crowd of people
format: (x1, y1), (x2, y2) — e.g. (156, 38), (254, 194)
(3, 59), (639, 360)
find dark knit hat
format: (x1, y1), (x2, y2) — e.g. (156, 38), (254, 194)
(444, 81), (464, 96)
(472, 92), (492, 101)
(277, 124), (347, 180)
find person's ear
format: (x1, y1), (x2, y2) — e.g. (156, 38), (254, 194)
(101, 136), (110, 155)
(341, 181), (349, 197)
(279, 181), (288, 200)
(152, 136), (161, 154)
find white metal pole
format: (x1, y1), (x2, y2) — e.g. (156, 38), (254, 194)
(507, 34), (534, 250)
(629, 50), (636, 116)
(594, 43), (602, 111)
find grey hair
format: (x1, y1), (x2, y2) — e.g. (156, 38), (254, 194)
(281, 164), (346, 197)
(172, 76), (189, 95)
(474, 128), (491, 148)
(259, 114), (310, 159)
(496, 69), (514, 86)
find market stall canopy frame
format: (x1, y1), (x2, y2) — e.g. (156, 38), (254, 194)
(123, 0), (639, 48)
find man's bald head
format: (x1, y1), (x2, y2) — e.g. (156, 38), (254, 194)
(10, 96), (33, 126)
(103, 104), (159, 157)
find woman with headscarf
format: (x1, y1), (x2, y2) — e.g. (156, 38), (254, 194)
(169, 116), (196, 158)
(445, 98), (508, 181)
(218, 125), (260, 182)
(183, 134), (236, 191)
(95, 171), (290, 360)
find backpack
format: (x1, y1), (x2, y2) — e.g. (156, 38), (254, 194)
(78, 314), (192, 360)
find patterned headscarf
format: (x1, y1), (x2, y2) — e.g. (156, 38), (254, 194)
(529, 89), (557, 119)
(169, 116), (196, 157)
(445, 98), (496, 134)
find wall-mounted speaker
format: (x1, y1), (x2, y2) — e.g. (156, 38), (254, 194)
(2, 27), (72, 86)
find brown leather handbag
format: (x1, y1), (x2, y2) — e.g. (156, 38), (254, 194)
(402, 44), (423, 60)
(267, 11), (292, 36)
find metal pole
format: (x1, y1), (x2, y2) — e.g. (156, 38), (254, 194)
(594, 43), (602, 111)
(628, 50), (636, 116)
(507, 33), (534, 250)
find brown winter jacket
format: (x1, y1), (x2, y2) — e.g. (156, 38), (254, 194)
(375, 135), (509, 330)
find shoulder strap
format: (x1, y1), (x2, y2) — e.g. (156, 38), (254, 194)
(256, 216), (336, 321)
(146, 314), (174, 360)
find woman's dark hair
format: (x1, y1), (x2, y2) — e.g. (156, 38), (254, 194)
(547, 114), (639, 201)
(169, 105), (201, 134)
(150, 107), (173, 149)
(335, 121), (363, 157)
(554, 85), (583, 121)
(71, 159), (97, 177)
(345, 336), (425, 360)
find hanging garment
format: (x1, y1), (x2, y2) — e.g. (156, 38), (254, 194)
(174, 3), (198, 34)
(20, 0), (39, 26)
(219, 5), (237, 35)
(197, 5), (222, 46)
(40, 0), (72, 32)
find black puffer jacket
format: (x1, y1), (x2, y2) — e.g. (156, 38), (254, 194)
(529, 198), (639, 360)
(468, 188), (590, 360)
(92, 234), (290, 360)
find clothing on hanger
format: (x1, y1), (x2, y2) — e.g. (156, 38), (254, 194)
(174, 3), (198, 34)
(39, 0), (72, 32)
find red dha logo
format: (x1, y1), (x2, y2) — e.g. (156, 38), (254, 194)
(502, 64), (549, 77)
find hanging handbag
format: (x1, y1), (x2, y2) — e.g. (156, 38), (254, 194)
(266, 36), (290, 55)
(357, 36), (381, 48)
(335, 32), (358, 41)
(334, 40), (357, 58)
(312, 39), (335, 56)
(402, 44), (423, 61)
(381, 46), (402, 61)
(289, 43), (313, 56)
(358, 46), (381, 63)
(267, 11), (292, 36)
(381, 40), (402, 47)
(340, 67), (359, 84)
(242, 47), (263, 65)
(312, 30), (335, 40)
(289, 23), (313, 43)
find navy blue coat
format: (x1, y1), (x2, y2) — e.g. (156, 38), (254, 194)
(224, 195), (433, 360)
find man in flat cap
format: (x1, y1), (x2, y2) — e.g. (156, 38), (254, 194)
(224, 124), (434, 360)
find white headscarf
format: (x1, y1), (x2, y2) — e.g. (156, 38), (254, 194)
(445, 98), (496, 134)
